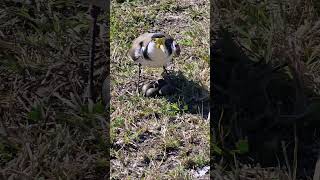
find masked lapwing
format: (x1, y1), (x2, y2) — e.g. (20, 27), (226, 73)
(129, 32), (181, 93)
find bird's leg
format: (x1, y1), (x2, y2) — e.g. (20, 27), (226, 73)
(163, 65), (169, 77)
(162, 65), (172, 84)
(137, 63), (142, 93)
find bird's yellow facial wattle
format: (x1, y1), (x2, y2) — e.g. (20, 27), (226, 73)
(155, 37), (165, 49)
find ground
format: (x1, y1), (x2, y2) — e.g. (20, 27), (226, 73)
(110, 0), (210, 179)
(1, 1), (108, 179)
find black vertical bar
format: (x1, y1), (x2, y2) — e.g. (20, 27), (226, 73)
(210, 0), (215, 178)
(89, 5), (100, 103)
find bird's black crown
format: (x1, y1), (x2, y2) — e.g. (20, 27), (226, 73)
(151, 33), (165, 39)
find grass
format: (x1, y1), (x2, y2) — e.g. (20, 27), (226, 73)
(110, 0), (210, 179)
(212, 0), (320, 179)
(0, 0), (108, 179)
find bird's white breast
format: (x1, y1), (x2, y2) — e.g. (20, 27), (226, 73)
(139, 42), (173, 67)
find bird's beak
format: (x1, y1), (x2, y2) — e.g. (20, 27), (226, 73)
(160, 45), (166, 53)
(155, 37), (165, 49)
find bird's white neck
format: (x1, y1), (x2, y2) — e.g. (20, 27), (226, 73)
(140, 41), (173, 67)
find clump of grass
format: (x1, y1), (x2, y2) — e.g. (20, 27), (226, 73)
(0, 139), (19, 166)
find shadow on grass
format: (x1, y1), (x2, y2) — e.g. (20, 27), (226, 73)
(163, 70), (210, 119)
(211, 28), (320, 178)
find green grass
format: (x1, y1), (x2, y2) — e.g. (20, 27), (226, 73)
(110, 0), (210, 179)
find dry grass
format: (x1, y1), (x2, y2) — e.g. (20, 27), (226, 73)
(110, 0), (210, 179)
(0, 1), (108, 179)
(212, 0), (320, 179)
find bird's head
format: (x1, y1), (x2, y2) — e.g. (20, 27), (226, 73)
(154, 37), (165, 49)
(151, 33), (181, 56)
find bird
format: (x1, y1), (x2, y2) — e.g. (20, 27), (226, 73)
(128, 32), (181, 91)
